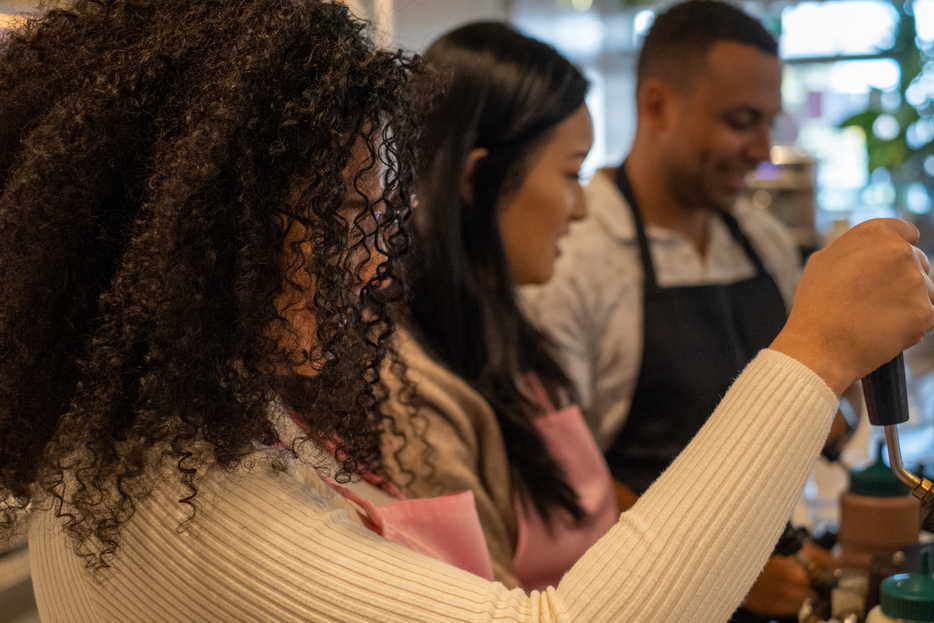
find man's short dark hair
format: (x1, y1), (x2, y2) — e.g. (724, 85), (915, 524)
(637, 0), (779, 87)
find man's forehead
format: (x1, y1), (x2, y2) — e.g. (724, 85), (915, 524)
(683, 41), (782, 106)
(705, 40), (779, 70)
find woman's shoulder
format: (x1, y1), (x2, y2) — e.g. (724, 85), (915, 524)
(380, 329), (510, 492)
(127, 444), (361, 535)
(385, 330), (499, 432)
(28, 444), (397, 623)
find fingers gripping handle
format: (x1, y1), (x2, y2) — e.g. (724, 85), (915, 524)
(862, 353), (910, 426)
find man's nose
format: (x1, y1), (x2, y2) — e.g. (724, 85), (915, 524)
(747, 123), (772, 164)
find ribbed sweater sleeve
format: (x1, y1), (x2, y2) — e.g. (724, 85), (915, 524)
(30, 349), (837, 623)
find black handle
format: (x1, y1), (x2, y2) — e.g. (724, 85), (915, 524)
(861, 353), (910, 426)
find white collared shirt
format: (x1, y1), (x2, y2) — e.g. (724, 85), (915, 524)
(521, 169), (802, 449)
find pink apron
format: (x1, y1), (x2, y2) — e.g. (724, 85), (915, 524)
(279, 409), (495, 581)
(511, 375), (619, 591)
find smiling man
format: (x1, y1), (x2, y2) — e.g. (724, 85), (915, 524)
(522, 1), (834, 621)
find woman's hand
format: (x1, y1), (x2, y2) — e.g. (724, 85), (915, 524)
(770, 218), (934, 396)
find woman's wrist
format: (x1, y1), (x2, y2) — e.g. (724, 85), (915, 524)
(768, 333), (849, 398)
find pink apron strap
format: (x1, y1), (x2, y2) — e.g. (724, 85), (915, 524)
(523, 372), (556, 412)
(319, 473), (494, 581)
(274, 411), (494, 581)
(511, 374), (619, 591)
(281, 407), (403, 498)
(370, 493), (495, 582)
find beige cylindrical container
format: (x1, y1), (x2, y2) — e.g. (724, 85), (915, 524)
(837, 441), (921, 571)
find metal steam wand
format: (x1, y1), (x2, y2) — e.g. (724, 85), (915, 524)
(861, 353), (934, 529)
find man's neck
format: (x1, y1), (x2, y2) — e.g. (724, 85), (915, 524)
(622, 156), (712, 257)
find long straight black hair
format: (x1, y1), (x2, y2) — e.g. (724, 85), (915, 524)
(407, 22), (588, 521)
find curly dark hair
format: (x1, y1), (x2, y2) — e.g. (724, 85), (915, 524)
(0, 0), (419, 570)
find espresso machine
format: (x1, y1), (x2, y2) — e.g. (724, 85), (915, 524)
(862, 353), (934, 529)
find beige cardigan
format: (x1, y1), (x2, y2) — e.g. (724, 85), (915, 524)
(30, 349), (838, 622)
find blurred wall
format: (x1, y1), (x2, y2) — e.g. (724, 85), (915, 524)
(393, 0), (506, 53)
(347, 0), (507, 53)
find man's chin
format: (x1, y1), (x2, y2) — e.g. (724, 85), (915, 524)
(704, 191), (741, 213)
(708, 173), (749, 210)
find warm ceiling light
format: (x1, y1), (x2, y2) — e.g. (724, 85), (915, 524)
(0, 14), (25, 29)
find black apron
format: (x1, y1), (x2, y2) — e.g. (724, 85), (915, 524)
(604, 165), (789, 495)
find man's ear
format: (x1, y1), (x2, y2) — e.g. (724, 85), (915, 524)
(462, 147), (489, 206)
(637, 77), (673, 133)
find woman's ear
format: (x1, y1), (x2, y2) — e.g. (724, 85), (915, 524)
(461, 147), (489, 206)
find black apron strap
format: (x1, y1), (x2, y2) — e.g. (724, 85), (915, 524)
(616, 163), (773, 281)
(614, 164), (659, 289)
(719, 210), (770, 275)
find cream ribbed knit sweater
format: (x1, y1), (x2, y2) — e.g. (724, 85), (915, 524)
(29, 349), (837, 622)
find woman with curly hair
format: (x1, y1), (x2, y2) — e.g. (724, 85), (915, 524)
(0, 1), (932, 622)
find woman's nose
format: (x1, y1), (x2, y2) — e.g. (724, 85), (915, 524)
(570, 189), (588, 222)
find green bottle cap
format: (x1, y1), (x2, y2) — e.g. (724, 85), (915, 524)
(880, 548), (934, 622)
(849, 440), (912, 497)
